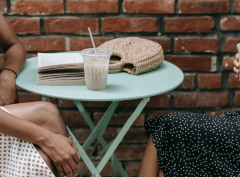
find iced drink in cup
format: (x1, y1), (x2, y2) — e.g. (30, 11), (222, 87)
(237, 43), (240, 81)
(82, 48), (112, 91)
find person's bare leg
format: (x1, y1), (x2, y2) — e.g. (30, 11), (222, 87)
(138, 134), (163, 177)
(4, 101), (79, 177)
(159, 170), (164, 177)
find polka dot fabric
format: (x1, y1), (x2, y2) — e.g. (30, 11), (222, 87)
(144, 110), (240, 177)
(0, 106), (55, 177)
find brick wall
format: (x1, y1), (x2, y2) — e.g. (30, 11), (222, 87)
(1, 0), (240, 176)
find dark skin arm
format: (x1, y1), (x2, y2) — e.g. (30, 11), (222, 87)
(0, 15), (80, 176)
(0, 13), (27, 106)
(0, 108), (79, 177)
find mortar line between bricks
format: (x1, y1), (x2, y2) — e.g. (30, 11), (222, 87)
(6, 0), (10, 14)
(170, 38), (174, 53)
(230, 0), (235, 13)
(194, 74), (198, 92)
(5, 13), (240, 18)
(160, 14), (165, 34)
(39, 19), (45, 34)
(119, 0), (124, 14)
(157, 17), (161, 34)
(13, 33), (240, 38)
(98, 18), (102, 35)
(63, 0), (66, 13)
(175, 0), (179, 15)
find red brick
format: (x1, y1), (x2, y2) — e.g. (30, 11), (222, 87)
(175, 38), (218, 53)
(103, 128), (147, 143)
(118, 94), (171, 108)
(230, 74), (240, 88)
(198, 74), (222, 89)
(66, 0), (118, 13)
(97, 162), (120, 176)
(147, 110), (203, 120)
(44, 18), (99, 34)
(11, 0), (64, 14)
(125, 162), (141, 176)
(235, 92), (240, 105)
(165, 17), (214, 33)
(18, 93), (56, 104)
(83, 146), (96, 157)
(61, 110), (89, 126)
(122, 128), (148, 143)
(70, 38), (113, 51)
(20, 37), (66, 52)
(59, 96), (170, 108)
(206, 110), (234, 115)
(147, 111), (173, 120)
(145, 94), (171, 108)
(71, 129), (92, 143)
(72, 127), (147, 143)
(165, 56), (217, 72)
(113, 145), (144, 160)
(94, 112), (145, 126)
(225, 38), (240, 53)
(235, 0), (240, 13)
(6, 18), (40, 34)
(0, 0), (7, 14)
(221, 16), (240, 31)
(59, 100), (111, 108)
(123, 0), (174, 14)
(58, 100), (76, 108)
(59, 95), (170, 108)
(174, 92), (228, 108)
(102, 18), (157, 33)
(96, 162), (120, 176)
(146, 37), (171, 52)
(178, 0), (229, 14)
(77, 162), (120, 176)
(223, 56), (235, 70)
(177, 74), (196, 90)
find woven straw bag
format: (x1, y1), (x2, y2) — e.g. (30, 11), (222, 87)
(98, 37), (164, 75)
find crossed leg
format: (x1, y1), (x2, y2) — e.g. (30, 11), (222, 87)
(138, 135), (164, 177)
(4, 101), (73, 177)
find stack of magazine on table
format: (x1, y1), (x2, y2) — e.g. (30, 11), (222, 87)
(37, 53), (85, 86)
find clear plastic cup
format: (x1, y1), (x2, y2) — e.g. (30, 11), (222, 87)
(237, 43), (240, 81)
(81, 48), (112, 91)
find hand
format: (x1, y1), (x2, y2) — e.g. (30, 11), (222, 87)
(40, 133), (80, 177)
(0, 70), (17, 106)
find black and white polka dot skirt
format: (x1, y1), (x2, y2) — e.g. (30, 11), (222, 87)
(144, 110), (240, 177)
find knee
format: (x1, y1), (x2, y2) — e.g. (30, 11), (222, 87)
(35, 102), (61, 120)
(38, 101), (59, 113)
(34, 102), (67, 135)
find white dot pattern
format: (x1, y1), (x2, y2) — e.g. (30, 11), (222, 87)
(144, 110), (240, 177)
(0, 106), (55, 177)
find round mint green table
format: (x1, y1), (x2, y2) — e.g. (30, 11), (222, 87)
(16, 54), (184, 177)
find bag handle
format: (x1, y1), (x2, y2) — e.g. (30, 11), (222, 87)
(108, 60), (124, 73)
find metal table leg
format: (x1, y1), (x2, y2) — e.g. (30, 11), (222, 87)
(42, 96), (149, 177)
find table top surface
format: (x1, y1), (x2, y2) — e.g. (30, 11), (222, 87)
(16, 53), (184, 101)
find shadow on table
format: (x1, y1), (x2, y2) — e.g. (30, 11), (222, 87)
(102, 84), (129, 92)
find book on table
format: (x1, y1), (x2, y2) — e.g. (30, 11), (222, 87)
(37, 53), (85, 86)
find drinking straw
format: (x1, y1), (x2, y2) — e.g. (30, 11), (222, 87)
(88, 27), (97, 54)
